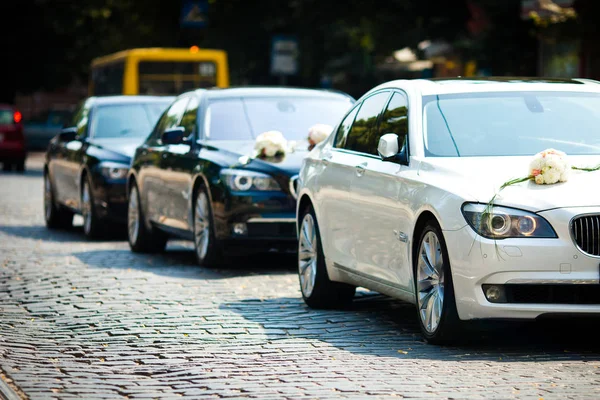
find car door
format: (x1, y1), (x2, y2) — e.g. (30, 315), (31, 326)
(349, 91), (412, 291)
(161, 94), (200, 233)
(53, 101), (91, 209)
(143, 96), (190, 227)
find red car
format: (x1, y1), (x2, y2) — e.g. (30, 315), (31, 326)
(0, 104), (26, 172)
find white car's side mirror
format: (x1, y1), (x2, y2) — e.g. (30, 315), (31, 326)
(377, 133), (399, 159)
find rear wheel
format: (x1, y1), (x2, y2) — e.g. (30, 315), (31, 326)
(127, 183), (167, 253)
(81, 177), (103, 239)
(414, 220), (461, 344)
(193, 186), (224, 266)
(16, 159), (25, 172)
(3, 162), (12, 171)
(44, 172), (73, 229)
(298, 205), (355, 309)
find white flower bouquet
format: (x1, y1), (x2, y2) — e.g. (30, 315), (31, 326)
(308, 124), (333, 148)
(529, 148), (570, 185)
(254, 131), (288, 158)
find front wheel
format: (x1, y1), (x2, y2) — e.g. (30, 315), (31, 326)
(298, 206), (355, 309)
(414, 220), (461, 344)
(44, 172), (73, 229)
(81, 177), (103, 239)
(193, 187), (223, 266)
(127, 183), (167, 253)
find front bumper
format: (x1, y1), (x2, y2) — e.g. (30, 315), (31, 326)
(445, 206), (600, 321)
(213, 190), (297, 247)
(92, 177), (128, 223)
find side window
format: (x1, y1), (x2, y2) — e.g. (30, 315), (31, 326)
(344, 91), (390, 155)
(71, 101), (91, 138)
(334, 105), (360, 148)
(155, 96), (189, 142)
(378, 92), (409, 153)
(180, 95), (200, 138)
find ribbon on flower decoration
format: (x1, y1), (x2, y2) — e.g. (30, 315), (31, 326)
(233, 130), (296, 167)
(484, 148), (600, 226)
(308, 124), (333, 150)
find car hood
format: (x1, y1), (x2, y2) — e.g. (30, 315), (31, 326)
(419, 155), (600, 212)
(90, 138), (143, 159)
(205, 140), (308, 175)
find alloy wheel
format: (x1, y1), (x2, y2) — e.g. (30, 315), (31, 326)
(417, 230), (446, 333)
(194, 192), (210, 260)
(128, 186), (140, 244)
(298, 213), (318, 297)
(82, 181), (92, 235)
(44, 174), (53, 222)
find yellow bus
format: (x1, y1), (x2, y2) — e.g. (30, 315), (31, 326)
(89, 47), (229, 96)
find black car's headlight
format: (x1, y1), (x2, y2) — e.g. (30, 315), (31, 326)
(461, 203), (557, 239)
(220, 169), (281, 192)
(100, 163), (129, 180)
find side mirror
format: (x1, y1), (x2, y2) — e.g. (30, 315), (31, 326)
(59, 127), (78, 142)
(161, 127), (187, 145)
(378, 133), (399, 159)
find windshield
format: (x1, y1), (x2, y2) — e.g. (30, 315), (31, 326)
(92, 102), (171, 138)
(423, 91), (600, 157)
(204, 96), (353, 141)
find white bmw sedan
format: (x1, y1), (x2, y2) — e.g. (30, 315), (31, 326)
(295, 78), (600, 344)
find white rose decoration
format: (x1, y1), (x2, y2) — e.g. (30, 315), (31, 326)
(529, 148), (569, 185)
(254, 131), (288, 158)
(308, 124), (333, 147)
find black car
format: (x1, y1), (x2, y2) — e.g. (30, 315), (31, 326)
(127, 87), (355, 265)
(44, 95), (174, 238)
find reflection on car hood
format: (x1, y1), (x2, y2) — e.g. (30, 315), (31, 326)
(420, 155), (600, 211)
(206, 140), (309, 175)
(91, 138), (144, 159)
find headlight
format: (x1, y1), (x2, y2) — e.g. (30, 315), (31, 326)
(100, 164), (129, 180)
(220, 169), (281, 192)
(461, 203), (557, 239)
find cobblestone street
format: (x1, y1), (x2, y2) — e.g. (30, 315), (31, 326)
(1, 154), (600, 399)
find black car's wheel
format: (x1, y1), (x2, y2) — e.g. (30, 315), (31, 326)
(414, 219), (461, 344)
(298, 205), (355, 309)
(193, 186), (224, 266)
(3, 162), (12, 171)
(127, 183), (167, 253)
(81, 176), (103, 239)
(44, 171), (73, 229)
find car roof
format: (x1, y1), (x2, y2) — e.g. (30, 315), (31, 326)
(89, 95), (176, 106)
(371, 77), (600, 97)
(192, 86), (355, 101)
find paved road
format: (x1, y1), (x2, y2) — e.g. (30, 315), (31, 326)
(1, 154), (600, 399)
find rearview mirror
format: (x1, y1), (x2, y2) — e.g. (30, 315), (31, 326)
(378, 133), (399, 159)
(161, 127), (187, 145)
(59, 127), (78, 142)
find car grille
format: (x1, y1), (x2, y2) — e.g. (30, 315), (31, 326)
(571, 215), (600, 256)
(288, 175), (299, 199)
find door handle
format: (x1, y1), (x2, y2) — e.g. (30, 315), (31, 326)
(355, 162), (367, 177)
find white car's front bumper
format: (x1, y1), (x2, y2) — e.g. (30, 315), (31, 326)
(444, 206), (600, 321)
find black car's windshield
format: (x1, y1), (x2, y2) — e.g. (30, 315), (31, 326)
(423, 91), (600, 156)
(92, 103), (170, 138)
(204, 96), (353, 140)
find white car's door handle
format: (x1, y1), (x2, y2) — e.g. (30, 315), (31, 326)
(356, 162), (367, 177)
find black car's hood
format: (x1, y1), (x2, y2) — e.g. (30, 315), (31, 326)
(205, 140), (309, 175)
(91, 137), (144, 159)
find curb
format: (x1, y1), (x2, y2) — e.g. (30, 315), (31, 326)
(0, 376), (21, 400)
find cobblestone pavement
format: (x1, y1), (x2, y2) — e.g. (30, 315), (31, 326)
(2, 154), (600, 399)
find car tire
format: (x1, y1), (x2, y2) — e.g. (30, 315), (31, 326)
(413, 219), (461, 344)
(81, 176), (103, 239)
(193, 185), (224, 267)
(44, 171), (73, 229)
(3, 162), (12, 171)
(298, 205), (356, 309)
(127, 183), (167, 253)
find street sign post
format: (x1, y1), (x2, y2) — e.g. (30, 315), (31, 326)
(270, 35), (299, 85)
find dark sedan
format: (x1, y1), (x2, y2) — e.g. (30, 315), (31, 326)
(44, 95), (174, 238)
(127, 87), (355, 265)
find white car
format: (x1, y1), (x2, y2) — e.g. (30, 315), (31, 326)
(295, 77), (600, 344)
